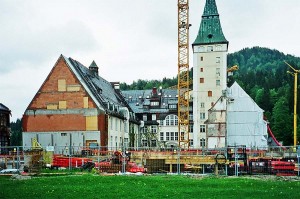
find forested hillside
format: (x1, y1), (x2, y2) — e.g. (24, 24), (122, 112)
(120, 47), (300, 145)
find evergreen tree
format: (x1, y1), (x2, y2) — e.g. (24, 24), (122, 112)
(10, 119), (22, 146)
(272, 97), (293, 145)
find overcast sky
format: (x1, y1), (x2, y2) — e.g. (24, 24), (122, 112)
(1, 0), (300, 121)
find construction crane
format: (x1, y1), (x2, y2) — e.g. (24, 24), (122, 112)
(177, 0), (191, 149)
(285, 61), (299, 147)
(227, 65), (239, 73)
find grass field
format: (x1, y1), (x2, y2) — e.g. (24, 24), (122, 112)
(1, 174), (300, 199)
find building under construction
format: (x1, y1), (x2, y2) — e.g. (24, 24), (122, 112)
(22, 0), (274, 151)
(11, 0), (299, 176)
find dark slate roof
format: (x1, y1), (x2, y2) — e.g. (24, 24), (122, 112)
(193, 0), (228, 46)
(122, 89), (178, 114)
(0, 103), (11, 113)
(63, 56), (129, 115)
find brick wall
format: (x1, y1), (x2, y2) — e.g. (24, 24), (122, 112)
(28, 57), (96, 110)
(23, 114), (86, 131)
(23, 56), (104, 133)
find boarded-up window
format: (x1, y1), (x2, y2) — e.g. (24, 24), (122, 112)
(58, 79), (66, 91)
(86, 116), (98, 130)
(208, 91), (212, 97)
(67, 84), (81, 92)
(47, 104), (58, 110)
(59, 101), (67, 109)
(83, 97), (89, 108)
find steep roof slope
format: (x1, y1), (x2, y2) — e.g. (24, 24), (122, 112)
(63, 56), (129, 112)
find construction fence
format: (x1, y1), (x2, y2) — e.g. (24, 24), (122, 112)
(0, 145), (299, 176)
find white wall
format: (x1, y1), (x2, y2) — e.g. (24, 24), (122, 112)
(193, 43), (228, 148)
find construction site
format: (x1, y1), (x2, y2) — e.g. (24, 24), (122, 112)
(0, 141), (299, 176)
(1, 0), (300, 179)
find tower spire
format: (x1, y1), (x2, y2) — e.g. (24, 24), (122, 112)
(193, 0), (228, 46)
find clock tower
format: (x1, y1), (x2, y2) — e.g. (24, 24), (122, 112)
(192, 0), (228, 148)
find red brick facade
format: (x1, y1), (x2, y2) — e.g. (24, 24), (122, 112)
(23, 56), (106, 134)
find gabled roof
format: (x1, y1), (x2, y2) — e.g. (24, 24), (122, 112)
(193, 0), (228, 46)
(63, 55), (129, 114)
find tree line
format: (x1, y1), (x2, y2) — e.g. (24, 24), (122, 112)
(121, 47), (300, 145)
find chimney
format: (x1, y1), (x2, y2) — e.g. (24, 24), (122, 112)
(111, 82), (120, 90)
(89, 60), (99, 76)
(152, 87), (158, 97)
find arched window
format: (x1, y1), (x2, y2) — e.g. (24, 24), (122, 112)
(165, 114), (178, 126)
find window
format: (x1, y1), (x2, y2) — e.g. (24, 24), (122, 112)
(83, 97), (89, 108)
(216, 57), (220, 63)
(151, 125), (157, 133)
(120, 120), (122, 131)
(200, 125), (206, 133)
(200, 68), (203, 72)
(143, 114), (147, 121)
(200, 56), (203, 61)
(216, 68), (220, 76)
(165, 114), (178, 126)
(170, 132), (174, 140)
(151, 101), (159, 106)
(189, 125), (193, 133)
(175, 132), (178, 141)
(152, 114), (156, 121)
(58, 79), (66, 92)
(110, 118), (113, 130)
(115, 118), (118, 131)
(189, 139), (194, 146)
(216, 80), (220, 86)
(142, 140), (148, 147)
(200, 102), (205, 108)
(169, 104), (177, 109)
(166, 132), (170, 141)
(160, 132), (164, 141)
(200, 78), (204, 83)
(61, 133), (67, 136)
(200, 138), (206, 147)
(200, 113), (205, 120)
(189, 114), (193, 121)
(110, 136), (113, 149)
(159, 120), (164, 126)
(208, 91), (212, 97)
(86, 116), (98, 131)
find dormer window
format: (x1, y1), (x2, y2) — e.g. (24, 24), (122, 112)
(169, 104), (177, 109)
(150, 101), (159, 106)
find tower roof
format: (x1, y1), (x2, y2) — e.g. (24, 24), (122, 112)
(89, 60), (98, 68)
(193, 0), (228, 46)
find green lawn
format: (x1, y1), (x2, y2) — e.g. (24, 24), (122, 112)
(0, 174), (299, 199)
